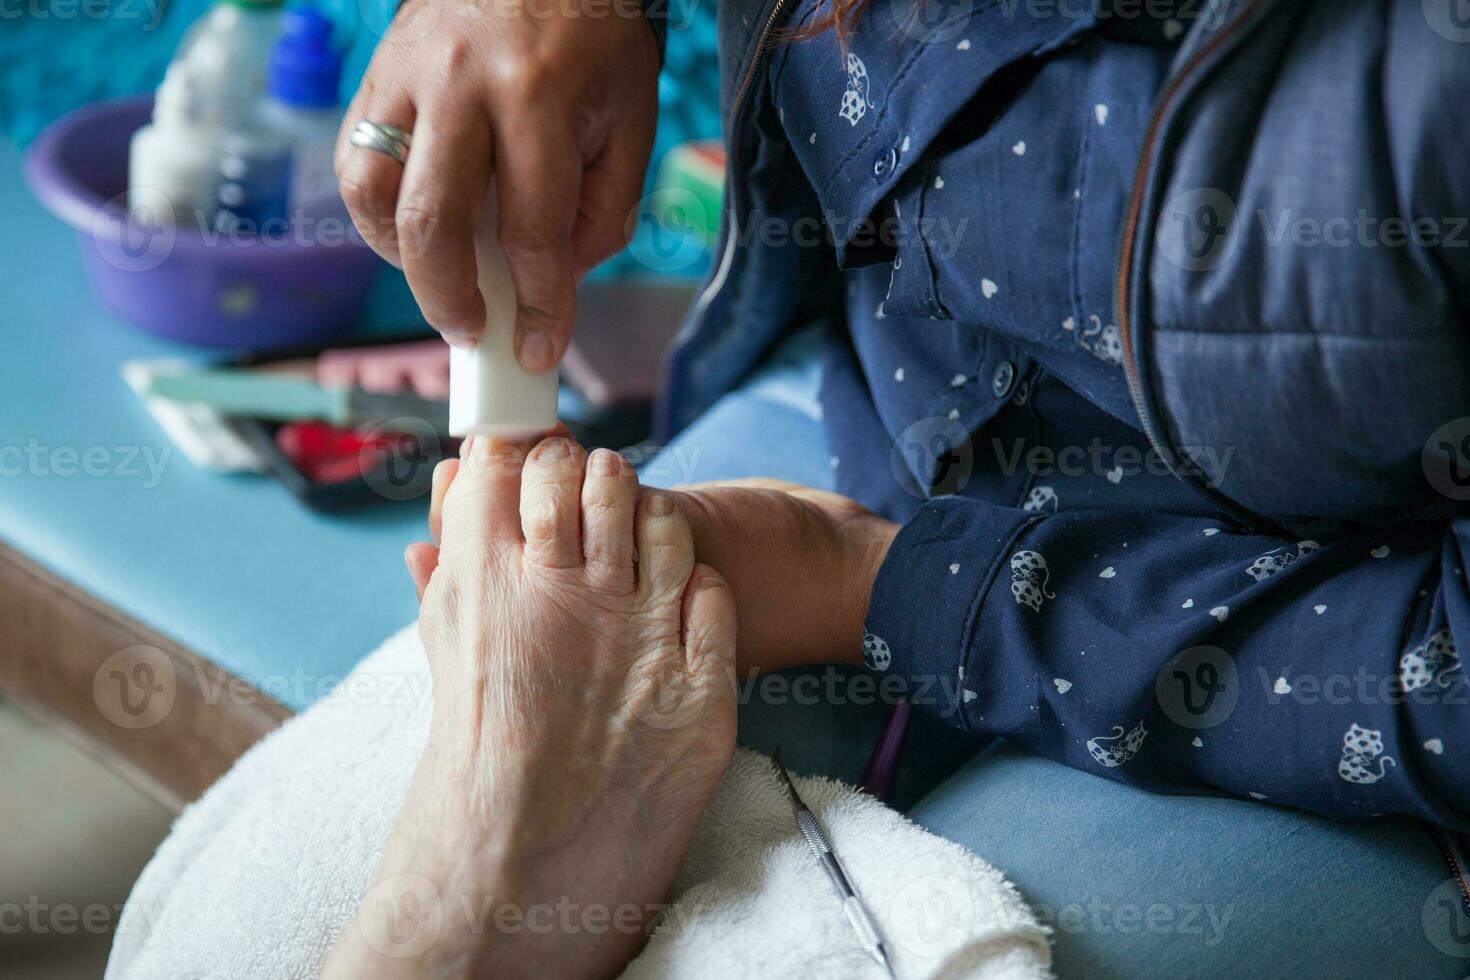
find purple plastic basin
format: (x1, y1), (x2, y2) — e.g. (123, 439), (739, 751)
(24, 96), (384, 349)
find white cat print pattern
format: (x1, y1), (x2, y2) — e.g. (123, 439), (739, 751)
(862, 630), (892, 671)
(1244, 540), (1320, 582)
(1079, 315), (1124, 367)
(1337, 723), (1396, 784)
(1009, 550), (1055, 612)
(1399, 629), (1458, 693)
(839, 53), (871, 126)
(1022, 486), (1058, 514)
(1087, 721), (1148, 768)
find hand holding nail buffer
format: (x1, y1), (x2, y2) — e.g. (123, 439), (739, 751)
(448, 200), (560, 439)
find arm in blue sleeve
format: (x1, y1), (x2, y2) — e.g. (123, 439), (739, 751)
(863, 496), (1470, 827)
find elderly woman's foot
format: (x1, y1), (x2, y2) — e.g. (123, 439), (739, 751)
(326, 437), (736, 979)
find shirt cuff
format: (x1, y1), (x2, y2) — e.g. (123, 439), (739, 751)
(862, 497), (1035, 728)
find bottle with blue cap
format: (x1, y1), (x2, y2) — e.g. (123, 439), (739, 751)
(258, 7), (347, 221)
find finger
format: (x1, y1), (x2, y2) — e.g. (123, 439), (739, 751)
(429, 457), (459, 545)
(571, 124), (655, 273)
(336, 76), (416, 269)
(405, 542), (439, 602)
(491, 113), (580, 373)
(581, 448), (638, 594)
(396, 92), (492, 346)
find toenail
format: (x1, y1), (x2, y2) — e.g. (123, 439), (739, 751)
(534, 438), (570, 461)
(645, 493), (674, 517)
(490, 444), (523, 475)
(591, 449), (623, 476)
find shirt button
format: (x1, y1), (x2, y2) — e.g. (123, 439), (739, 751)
(991, 361), (1016, 399)
(872, 145), (899, 182)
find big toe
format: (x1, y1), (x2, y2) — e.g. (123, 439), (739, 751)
(441, 436), (528, 551)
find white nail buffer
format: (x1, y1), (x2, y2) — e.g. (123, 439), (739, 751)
(448, 202), (559, 439)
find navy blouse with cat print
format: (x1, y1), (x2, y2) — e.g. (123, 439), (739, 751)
(763, 10), (1470, 825)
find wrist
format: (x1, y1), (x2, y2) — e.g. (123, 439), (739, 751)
(835, 516), (900, 667)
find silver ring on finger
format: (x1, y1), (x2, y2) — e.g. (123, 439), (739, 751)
(349, 120), (411, 165)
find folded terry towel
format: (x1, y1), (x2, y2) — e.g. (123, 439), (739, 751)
(106, 624), (1052, 980)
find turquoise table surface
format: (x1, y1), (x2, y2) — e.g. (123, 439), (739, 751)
(0, 140), (435, 710)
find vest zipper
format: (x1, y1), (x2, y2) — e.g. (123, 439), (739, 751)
(681, 0), (794, 342)
(1113, 0), (1264, 465)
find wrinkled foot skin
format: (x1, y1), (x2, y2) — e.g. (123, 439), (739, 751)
(328, 437), (737, 979)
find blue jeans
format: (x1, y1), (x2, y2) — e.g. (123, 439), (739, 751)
(642, 331), (1467, 978)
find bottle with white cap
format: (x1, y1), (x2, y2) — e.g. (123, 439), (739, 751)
(176, 0), (285, 131)
(449, 200), (560, 439)
(128, 64), (218, 227)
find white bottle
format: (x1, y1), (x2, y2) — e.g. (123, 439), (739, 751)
(128, 65), (218, 228)
(449, 201), (560, 439)
(177, 0), (284, 132)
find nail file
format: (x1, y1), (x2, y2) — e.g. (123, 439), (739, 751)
(144, 370), (450, 430)
(122, 359), (268, 473)
(448, 199), (559, 439)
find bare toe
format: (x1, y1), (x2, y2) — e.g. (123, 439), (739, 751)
(581, 448), (638, 594)
(441, 437), (527, 550)
(520, 438), (586, 570)
(636, 492), (695, 599)
(681, 564), (736, 680)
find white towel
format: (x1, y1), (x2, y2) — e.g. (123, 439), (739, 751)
(106, 624), (1052, 980)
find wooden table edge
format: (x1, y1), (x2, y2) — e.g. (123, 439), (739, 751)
(0, 542), (291, 813)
